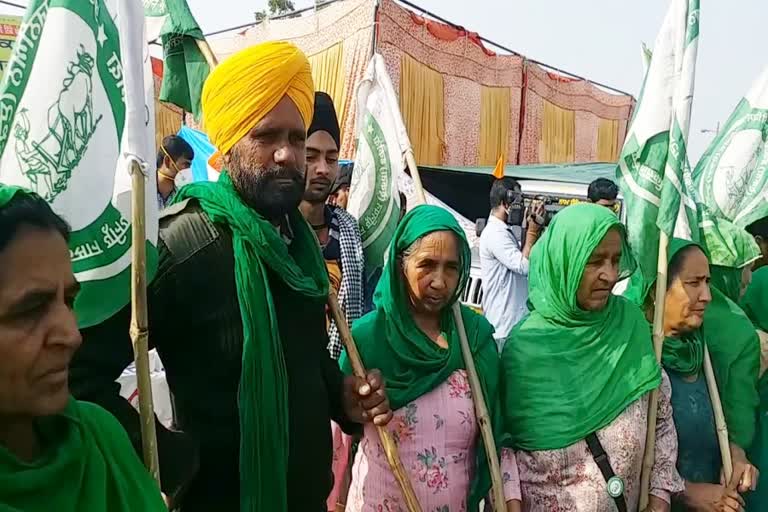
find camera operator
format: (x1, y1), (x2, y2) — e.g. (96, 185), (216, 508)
(479, 177), (545, 351)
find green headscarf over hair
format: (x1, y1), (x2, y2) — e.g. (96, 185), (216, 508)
(660, 239), (706, 376)
(341, 204), (503, 510)
(742, 266), (768, 332)
(661, 238), (760, 448)
(0, 185), (165, 511)
(502, 203), (661, 451)
(173, 172), (329, 512)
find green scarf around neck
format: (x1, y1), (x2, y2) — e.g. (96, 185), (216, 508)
(742, 266), (768, 332)
(661, 238), (759, 448)
(173, 172), (329, 512)
(502, 203), (661, 451)
(0, 399), (165, 511)
(0, 184), (24, 207)
(340, 205), (503, 510)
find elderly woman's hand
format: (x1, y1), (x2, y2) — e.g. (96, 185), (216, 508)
(683, 481), (744, 512)
(727, 442), (759, 493)
(342, 370), (393, 426)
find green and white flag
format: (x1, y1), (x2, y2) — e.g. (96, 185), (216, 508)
(348, 54), (405, 279)
(693, 67), (768, 267)
(617, 0), (700, 303)
(0, 0), (158, 328)
(144, 0), (209, 120)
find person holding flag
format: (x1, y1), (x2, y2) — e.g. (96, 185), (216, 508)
(502, 204), (684, 512)
(0, 186), (166, 511)
(70, 41), (392, 512)
(341, 205), (521, 511)
(643, 239), (755, 511)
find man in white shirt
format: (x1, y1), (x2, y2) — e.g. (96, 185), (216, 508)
(479, 178), (544, 350)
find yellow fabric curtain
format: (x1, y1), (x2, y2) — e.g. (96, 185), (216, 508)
(400, 53), (445, 165)
(597, 118), (620, 162)
(155, 100), (182, 153)
(478, 86), (511, 166)
(540, 100), (575, 164)
(308, 42), (346, 119)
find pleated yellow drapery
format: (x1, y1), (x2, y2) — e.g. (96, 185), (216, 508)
(540, 100), (575, 164)
(478, 86), (511, 166)
(308, 42), (346, 119)
(400, 53), (445, 165)
(155, 99), (182, 152)
(596, 118), (620, 162)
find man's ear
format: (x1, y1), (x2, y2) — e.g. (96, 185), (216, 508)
(163, 155), (172, 170)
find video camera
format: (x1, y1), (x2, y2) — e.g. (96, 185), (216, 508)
(476, 189), (623, 236)
(505, 192), (557, 228)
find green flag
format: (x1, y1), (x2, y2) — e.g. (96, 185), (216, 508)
(347, 54), (405, 279)
(144, 0), (209, 120)
(693, 67), (767, 267)
(0, 0), (158, 328)
(617, 0), (700, 303)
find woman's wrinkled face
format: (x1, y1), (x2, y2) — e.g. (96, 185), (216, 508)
(402, 231), (460, 316)
(664, 247), (712, 335)
(0, 227), (81, 418)
(576, 228), (622, 311)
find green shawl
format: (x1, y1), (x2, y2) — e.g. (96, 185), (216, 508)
(502, 203), (661, 451)
(0, 184), (24, 206)
(742, 266), (768, 332)
(173, 172), (329, 512)
(662, 239), (760, 448)
(340, 205), (503, 510)
(0, 399), (165, 511)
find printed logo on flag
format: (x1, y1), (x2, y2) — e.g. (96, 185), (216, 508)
(0, 0), (158, 327)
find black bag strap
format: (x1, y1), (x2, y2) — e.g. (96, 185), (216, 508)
(585, 433), (627, 512)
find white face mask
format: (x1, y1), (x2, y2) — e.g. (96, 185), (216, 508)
(174, 168), (193, 188)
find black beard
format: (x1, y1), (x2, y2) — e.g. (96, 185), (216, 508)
(228, 155), (306, 220)
(302, 179), (332, 204)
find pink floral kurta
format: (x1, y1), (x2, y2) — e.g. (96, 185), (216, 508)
(516, 372), (684, 511)
(345, 369), (521, 511)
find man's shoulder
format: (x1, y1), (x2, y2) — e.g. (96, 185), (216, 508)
(159, 199), (229, 262)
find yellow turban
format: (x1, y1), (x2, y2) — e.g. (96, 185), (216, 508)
(201, 41), (315, 157)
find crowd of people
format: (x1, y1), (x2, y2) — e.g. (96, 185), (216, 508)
(0, 39), (767, 512)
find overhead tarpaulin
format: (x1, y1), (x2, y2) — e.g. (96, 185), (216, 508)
(518, 63), (634, 164)
(177, 125), (219, 182)
(377, 0), (524, 167)
(208, 0), (376, 159)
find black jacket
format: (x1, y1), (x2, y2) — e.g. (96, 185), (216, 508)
(70, 200), (358, 511)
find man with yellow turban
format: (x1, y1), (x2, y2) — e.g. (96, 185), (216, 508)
(69, 41), (392, 512)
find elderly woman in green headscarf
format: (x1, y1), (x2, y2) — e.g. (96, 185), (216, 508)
(0, 187), (166, 511)
(503, 203), (683, 512)
(645, 239), (758, 511)
(340, 205), (521, 511)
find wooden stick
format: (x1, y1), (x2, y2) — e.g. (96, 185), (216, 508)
(703, 345), (734, 482)
(405, 149), (507, 510)
(327, 291), (422, 512)
(129, 159), (160, 484)
(195, 38), (219, 69)
(639, 231), (670, 510)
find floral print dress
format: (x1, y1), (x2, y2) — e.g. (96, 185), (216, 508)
(345, 369), (520, 512)
(515, 371), (684, 511)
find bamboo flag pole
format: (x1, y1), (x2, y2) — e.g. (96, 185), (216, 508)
(703, 345), (734, 482)
(129, 158), (161, 484)
(195, 38), (219, 68)
(638, 231), (670, 511)
(405, 150), (507, 511)
(327, 291), (422, 512)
